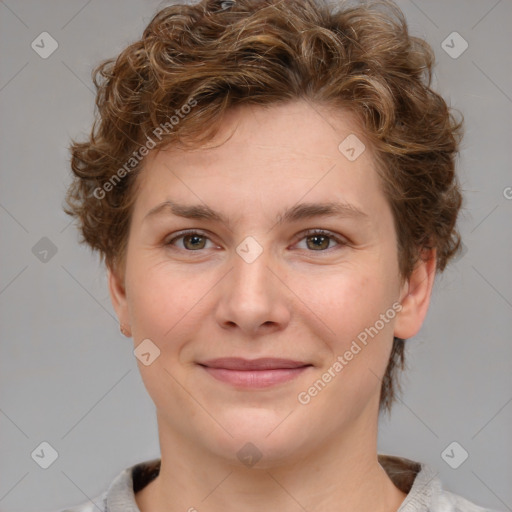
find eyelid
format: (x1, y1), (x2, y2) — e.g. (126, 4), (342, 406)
(164, 228), (347, 252)
(293, 228), (347, 250)
(164, 229), (215, 247)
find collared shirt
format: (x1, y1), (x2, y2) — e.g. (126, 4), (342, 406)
(57, 454), (499, 512)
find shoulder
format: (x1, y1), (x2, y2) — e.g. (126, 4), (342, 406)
(49, 458), (160, 512)
(430, 489), (501, 512)
(49, 490), (108, 512)
(378, 453), (502, 512)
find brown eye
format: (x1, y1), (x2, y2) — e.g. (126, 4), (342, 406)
(166, 231), (212, 251)
(182, 234), (207, 250)
(296, 229), (346, 252)
(306, 233), (331, 251)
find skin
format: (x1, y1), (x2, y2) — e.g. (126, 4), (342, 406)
(108, 99), (436, 512)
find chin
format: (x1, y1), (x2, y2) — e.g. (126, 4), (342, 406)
(202, 407), (313, 468)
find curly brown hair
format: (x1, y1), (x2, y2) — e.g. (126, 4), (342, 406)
(64, 0), (464, 414)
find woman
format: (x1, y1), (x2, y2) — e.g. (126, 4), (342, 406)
(62, 0), (497, 510)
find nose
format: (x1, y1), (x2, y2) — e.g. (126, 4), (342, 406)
(214, 241), (292, 336)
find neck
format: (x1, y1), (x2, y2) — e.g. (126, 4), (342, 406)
(135, 410), (406, 512)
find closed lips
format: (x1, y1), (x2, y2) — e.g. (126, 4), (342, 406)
(198, 358), (312, 370)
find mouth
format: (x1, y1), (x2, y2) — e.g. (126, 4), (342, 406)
(197, 357), (313, 388)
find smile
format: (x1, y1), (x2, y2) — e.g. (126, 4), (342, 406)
(198, 357), (313, 388)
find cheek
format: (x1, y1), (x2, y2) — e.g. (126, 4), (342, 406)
(126, 259), (203, 342)
(125, 263), (207, 405)
(296, 266), (391, 339)
(299, 270), (397, 408)
(295, 258), (399, 388)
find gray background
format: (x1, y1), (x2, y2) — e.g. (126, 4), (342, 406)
(0, 0), (511, 511)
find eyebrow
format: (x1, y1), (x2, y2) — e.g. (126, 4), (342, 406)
(143, 199), (369, 228)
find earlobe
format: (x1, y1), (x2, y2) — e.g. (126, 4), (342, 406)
(393, 248), (437, 340)
(107, 266), (132, 337)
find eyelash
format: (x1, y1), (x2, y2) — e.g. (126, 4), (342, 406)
(164, 229), (347, 253)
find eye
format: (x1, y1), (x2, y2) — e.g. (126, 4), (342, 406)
(165, 230), (215, 251)
(164, 228), (346, 253)
(294, 229), (346, 252)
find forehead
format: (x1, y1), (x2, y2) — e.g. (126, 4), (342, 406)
(131, 100), (388, 225)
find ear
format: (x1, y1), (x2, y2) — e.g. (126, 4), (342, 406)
(393, 248), (436, 340)
(107, 265), (132, 338)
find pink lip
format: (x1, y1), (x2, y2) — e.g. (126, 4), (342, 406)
(200, 357), (310, 370)
(198, 358), (312, 388)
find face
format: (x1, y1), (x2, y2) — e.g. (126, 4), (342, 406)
(109, 99), (434, 467)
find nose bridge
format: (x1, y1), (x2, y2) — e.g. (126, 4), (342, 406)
(230, 238), (275, 304)
(215, 235), (290, 332)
